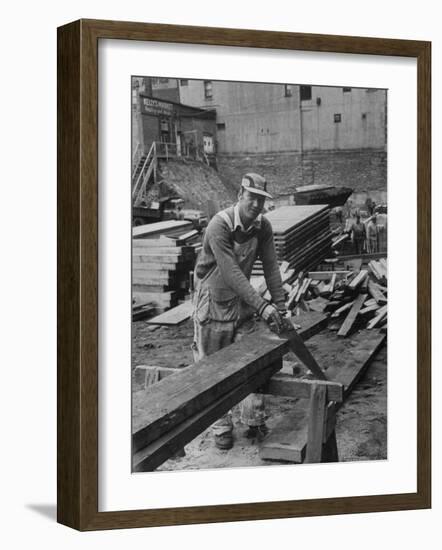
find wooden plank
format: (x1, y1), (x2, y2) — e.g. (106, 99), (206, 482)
(337, 294), (367, 337)
(133, 312), (328, 453)
(280, 261), (290, 274)
(132, 305), (156, 321)
(146, 301), (193, 326)
(266, 205), (330, 234)
(133, 220), (192, 239)
(308, 271), (351, 281)
(132, 259), (180, 269)
(331, 300), (355, 318)
(368, 279), (388, 304)
(132, 331), (289, 452)
(133, 363), (280, 472)
(367, 306), (388, 329)
(305, 384), (327, 463)
(260, 330), (386, 463)
(305, 297), (329, 313)
(264, 375), (343, 402)
(348, 270), (368, 290)
(328, 273), (337, 293)
(358, 304), (381, 316)
(331, 252), (386, 262)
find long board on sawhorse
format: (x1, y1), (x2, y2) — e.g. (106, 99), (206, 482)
(259, 329), (386, 463)
(132, 312), (328, 469)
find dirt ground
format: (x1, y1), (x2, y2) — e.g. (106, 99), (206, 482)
(132, 316), (387, 471)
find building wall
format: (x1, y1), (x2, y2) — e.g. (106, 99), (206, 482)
(179, 80), (301, 153)
(217, 149), (387, 198)
(179, 80), (387, 154)
(300, 87), (386, 150)
(141, 113), (161, 152)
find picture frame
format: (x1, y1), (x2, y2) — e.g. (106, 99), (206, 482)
(57, 18), (431, 530)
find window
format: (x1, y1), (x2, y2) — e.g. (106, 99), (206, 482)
(300, 85), (312, 101)
(204, 80), (213, 99)
(180, 79), (188, 86)
(216, 122), (226, 130)
(284, 84), (293, 97)
(343, 87), (352, 93)
(334, 113), (342, 123)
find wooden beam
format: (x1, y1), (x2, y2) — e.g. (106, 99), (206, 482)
(367, 306), (388, 329)
(263, 375), (343, 402)
(331, 299), (355, 318)
(368, 279), (388, 304)
(308, 271), (351, 280)
(260, 330), (386, 463)
(348, 270), (368, 290)
(337, 293), (367, 337)
(132, 313), (327, 454)
(305, 384), (327, 463)
(132, 332), (288, 452)
(330, 252), (387, 262)
(133, 363), (280, 472)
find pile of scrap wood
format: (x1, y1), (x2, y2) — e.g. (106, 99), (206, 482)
(252, 257), (388, 335)
(132, 220), (201, 311)
(253, 205), (332, 276)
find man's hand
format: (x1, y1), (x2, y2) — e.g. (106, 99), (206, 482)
(261, 304), (286, 334)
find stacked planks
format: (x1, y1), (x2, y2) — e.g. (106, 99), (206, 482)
(253, 205), (332, 276)
(132, 221), (201, 311)
(133, 219), (193, 239)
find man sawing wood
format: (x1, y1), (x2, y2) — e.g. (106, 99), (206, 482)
(192, 173), (291, 449)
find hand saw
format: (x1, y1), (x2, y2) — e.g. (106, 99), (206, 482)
(268, 319), (328, 381)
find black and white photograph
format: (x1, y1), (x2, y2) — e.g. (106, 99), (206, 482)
(131, 76), (388, 473)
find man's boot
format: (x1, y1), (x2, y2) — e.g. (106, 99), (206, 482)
(213, 414), (234, 450)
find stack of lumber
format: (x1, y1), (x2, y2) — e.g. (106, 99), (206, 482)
(132, 222), (202, 311)
(252, 205), (332, 276)
(133, 219), (194, 240)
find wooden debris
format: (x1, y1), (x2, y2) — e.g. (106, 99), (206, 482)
(331, 300), (355, 318)
(368, 279), (387, 304)
(348, 270), (368, 290)
(367, 305), (387, 329)
(337, 293), (367, 337)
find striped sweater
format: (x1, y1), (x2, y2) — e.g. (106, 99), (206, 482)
(195, 205), (285, 314)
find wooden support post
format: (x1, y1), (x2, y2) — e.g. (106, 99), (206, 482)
(305, 383), (327, 463)
(322, 431), (339, 463)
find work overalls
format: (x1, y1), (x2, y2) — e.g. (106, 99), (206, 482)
(192, 211), (266, 437)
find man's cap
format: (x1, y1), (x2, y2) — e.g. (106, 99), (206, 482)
(241, 173), (273, 199)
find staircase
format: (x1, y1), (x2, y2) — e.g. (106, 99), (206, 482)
(132, 142), (157, 206)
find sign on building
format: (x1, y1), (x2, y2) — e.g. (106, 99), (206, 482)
(142, 98), (174, 116)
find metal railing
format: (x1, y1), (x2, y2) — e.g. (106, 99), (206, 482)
(132, 141), (157, 206)
(155, 141), (178, 160)
(132, 143), (142, 180)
